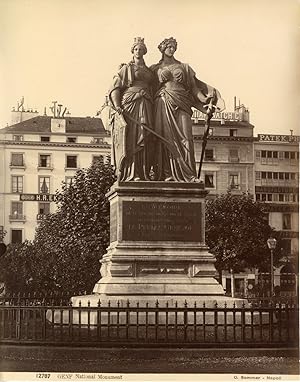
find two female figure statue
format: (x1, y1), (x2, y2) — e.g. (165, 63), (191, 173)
(108, 37), (224, 182)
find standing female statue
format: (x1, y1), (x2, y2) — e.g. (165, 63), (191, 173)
(151, 37), (224, 182)
(109, 37), (154, 181)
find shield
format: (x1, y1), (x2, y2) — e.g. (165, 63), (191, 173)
(111, 112), (127, 175)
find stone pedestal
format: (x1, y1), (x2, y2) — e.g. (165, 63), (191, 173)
(92, 181), (225, 302)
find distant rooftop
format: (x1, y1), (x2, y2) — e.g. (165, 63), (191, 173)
(0, 115), (107, 134)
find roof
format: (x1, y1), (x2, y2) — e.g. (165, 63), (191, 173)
(0, 116), (107, 134)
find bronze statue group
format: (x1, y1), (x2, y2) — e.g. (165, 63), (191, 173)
(108, 37), (224, 183)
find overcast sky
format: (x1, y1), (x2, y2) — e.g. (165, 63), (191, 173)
(0, 0), (299, 135)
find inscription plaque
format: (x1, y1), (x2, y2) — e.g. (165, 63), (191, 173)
(122, 201), (201, 242)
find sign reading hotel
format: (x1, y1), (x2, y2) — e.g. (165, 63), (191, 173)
(258, 134), (299, 143)
(20, 194), (58, 202)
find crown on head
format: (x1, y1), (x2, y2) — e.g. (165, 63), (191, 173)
(133, 37), (144, 45)
(131, 37), (147, 54)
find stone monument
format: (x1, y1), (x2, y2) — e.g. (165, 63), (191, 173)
(70, 37), (247, 310)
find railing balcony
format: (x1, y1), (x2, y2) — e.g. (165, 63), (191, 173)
(9, 214), (26, 222)
(36, 214), (49, 221)
(228, 157), (240, 163)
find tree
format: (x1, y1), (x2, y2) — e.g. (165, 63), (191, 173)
(205, 192), (280, 291)
(0, 241), (35, 292)
(28, 158), (115, 294)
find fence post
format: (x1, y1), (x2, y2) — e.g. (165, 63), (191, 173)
(184, 300), (188, 342)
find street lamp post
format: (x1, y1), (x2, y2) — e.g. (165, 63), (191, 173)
(267, 237), (277, 298)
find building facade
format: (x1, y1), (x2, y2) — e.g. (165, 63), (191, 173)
(0, 108), (111, 243)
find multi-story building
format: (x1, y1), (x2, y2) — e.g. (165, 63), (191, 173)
(254, 133), (299, 295)
(192, 104), (255, 197)
(0, 105), (111, 243)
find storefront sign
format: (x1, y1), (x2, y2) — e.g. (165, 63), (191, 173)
(192, 110), (242, 121)
(20, 194), (58, 202)
(258, 134), (300, 143)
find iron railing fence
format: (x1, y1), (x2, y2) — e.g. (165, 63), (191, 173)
(0, 292), (87, 306)
(0, 300), (298, 348)
(0, 293), (298, 307)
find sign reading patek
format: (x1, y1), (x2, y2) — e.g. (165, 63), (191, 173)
(122, 201), (201, 242)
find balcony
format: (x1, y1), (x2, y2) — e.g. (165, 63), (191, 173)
(228, 157), (240, 163)
(36, 214), (49, 221)
(10, 163), (26, 170)
(9, 214), (26, 222)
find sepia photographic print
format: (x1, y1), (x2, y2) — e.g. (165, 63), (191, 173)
(0, 0), (299, 381)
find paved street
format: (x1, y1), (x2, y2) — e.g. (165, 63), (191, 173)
(0, 345), (298, 375)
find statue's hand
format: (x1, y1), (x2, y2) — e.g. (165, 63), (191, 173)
(116, 106), (123, 115)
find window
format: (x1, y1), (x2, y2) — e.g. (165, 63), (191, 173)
(39, 202), (50, 215)
(13, 135), (23, 142)
(255, 171), (261, 180)
(282, 214), (291, 230)
(284, 152), (290, 159)
(267, 194), (272, 202)
(261, 172), (267, 179)
(261, 194), (266, 201)
(284, 173), (290, 180)
(267, 172), (272, 179)
(279, 151), (284, 160)
(229, 129), (237, 137)
(66, 155), (77, 168)
(39, 154), (51, 168)
(273, 194), (279, 202)
(267, 151), (272, 158)
(204, 173), (215, 188)
(10, 202), (23, 219)
(279, 173), (284, 180)
(11, 229), (22, 244)
(255, 151), (261, 159)
(39, 176), (50, 194)
(11, 176), (23, 193)
(40, 136), (50, 142)
(273, 172), (278, 180)
(229, 149), (239, 162)
(261, 151), (266, 158)
(92, 155), (104, 165)
(11, 153), (24, 166)
(256, 194), (260, 201)
(279, 194), (284, 202)
(229, 174), (239, 189)
(273, 151), (278, 159)
(291, 173), (296, 180)
(67, 137), (77, 143)
(65, 176), (74, 187)
(204, 149), (214, 161)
